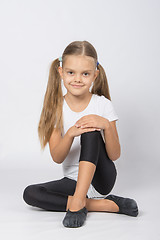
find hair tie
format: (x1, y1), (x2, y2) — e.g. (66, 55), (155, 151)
(59, 57), (62, 62)
(97, 61), (99, 66)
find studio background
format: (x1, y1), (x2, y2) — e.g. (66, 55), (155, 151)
(0, 0), (159, 239)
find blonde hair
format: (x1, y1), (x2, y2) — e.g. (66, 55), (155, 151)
(38, 40), (111, 150)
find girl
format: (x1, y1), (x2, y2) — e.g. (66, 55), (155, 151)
(23, 40), (139, 228)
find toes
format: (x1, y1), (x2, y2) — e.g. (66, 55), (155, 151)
(124, 198), (139, 217)
(125, 198), (138, 211)
(63, 214), (82, 228)
(62, 207), (87, 228)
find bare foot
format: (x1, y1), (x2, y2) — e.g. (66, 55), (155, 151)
(68, 196), (86, 212)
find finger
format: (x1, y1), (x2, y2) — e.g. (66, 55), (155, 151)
(75, 121), (92, 128)
(75, 123), (85, 128)
(83, 128), (96, 132)
(82, 127), (101, 131)
(80, 124), (93, 128)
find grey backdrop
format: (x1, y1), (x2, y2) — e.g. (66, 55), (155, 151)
(0, 0), (159, 239)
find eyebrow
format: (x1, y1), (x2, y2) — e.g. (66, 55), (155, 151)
(64, 68), (92, 72)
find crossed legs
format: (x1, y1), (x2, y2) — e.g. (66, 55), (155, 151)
(65, 130), (119, 214)
(23, 130), (119, 216)
(66, 160), (119, 213)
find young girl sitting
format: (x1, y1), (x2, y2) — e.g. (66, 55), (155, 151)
(23, 40), (139, 228)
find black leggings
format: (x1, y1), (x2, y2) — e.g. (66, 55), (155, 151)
(23, 130), (117, 212)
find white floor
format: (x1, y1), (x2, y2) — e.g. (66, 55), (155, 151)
(0, 168), (159, 240)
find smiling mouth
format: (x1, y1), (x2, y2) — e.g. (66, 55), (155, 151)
(71, 84), (84, 87)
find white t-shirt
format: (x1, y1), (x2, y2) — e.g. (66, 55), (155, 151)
(62, 93), (119, 199)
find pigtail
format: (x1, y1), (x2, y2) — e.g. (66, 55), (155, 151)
(38, 58), (64, 150)
(91, 63), (111, 101)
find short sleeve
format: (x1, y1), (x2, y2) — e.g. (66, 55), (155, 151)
(102, 97), (119, 122)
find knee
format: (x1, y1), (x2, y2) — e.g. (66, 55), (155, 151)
(79, 130), (101, 165)
(23, 185), (39, 206)
(80, 130), (101, 145)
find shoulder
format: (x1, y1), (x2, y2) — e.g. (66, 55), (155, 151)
(92, 94), (115, 117)
(93, 94), (111, 106)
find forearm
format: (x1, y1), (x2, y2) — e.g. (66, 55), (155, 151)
(103, 121), (121, 161)
(51, 131), (74, 164)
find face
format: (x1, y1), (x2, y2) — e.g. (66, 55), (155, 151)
(58, 55), (99, 97)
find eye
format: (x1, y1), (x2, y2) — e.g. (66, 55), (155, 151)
(67, 71), (74, 75)
(83, 72), (89, 76)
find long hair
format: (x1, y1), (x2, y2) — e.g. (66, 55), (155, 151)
(38, 40), (111, 150)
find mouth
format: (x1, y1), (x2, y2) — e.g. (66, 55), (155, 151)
(71, 84), (84, 88)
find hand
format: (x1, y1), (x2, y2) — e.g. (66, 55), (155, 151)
(67, 125), (101, 138)
(74, 114), (109, 130)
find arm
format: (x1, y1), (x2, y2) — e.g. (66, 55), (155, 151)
(50, 130), (74, 164)
(103, 120), (121, 161)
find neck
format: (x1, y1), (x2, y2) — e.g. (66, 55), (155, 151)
(64, 92), (92, 104)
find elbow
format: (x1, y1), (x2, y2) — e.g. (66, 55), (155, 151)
(50, 147), (63, 164)
(52, 156), (62, 164)
(110, 145), (121, 162)
(110, 154), (120, 161)
(51, 153), (62, 164)
(52, 158), (62, 164)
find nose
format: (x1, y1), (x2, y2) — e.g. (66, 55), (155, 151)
(74, 74), (82, 83)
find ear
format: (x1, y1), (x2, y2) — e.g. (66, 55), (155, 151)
(94, 69), (99, 80)
(58, 66), (63, 79)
